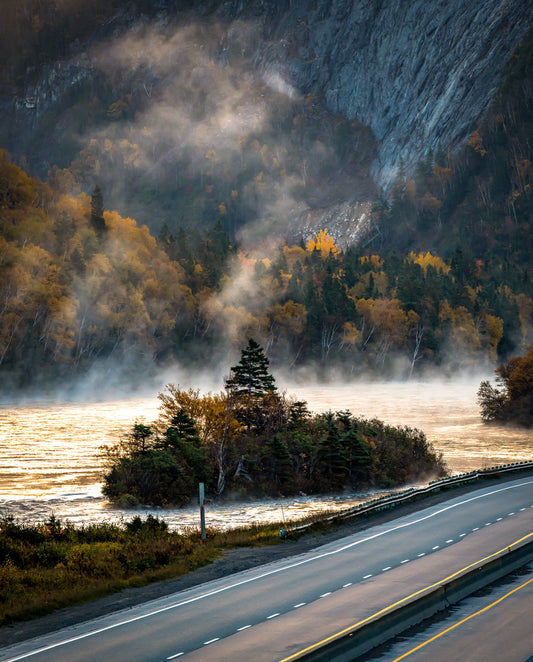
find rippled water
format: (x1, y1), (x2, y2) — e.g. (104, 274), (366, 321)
(0, 380), (531, 531)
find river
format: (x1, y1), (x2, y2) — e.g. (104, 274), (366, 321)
(0, 379), (531, 531)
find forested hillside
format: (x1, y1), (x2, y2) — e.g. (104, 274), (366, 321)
(1, 149), (531, 392)
(0, 3), (531, 393)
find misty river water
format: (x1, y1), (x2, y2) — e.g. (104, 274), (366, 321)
(0, 380), (531, 531)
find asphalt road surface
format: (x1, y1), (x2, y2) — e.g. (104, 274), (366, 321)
(1, 477), (532, 662)
(364, 564), (533, 662)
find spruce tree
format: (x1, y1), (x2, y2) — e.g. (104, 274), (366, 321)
(342, 426), (373, 485)
(315, 414), (348, 490)
(225, 338), (277, 396)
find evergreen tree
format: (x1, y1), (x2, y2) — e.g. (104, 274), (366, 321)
(162, 409), (201, 448)
(342, 426), (373, 486)
(90, 185), (106, 234)
(315, 414), (348, 490)
(263, 434), (293, 490)
(225, 339), (277, 396)
(159, 409), (209, 485)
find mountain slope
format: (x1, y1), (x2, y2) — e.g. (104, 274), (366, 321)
(0, 0), (531, 248)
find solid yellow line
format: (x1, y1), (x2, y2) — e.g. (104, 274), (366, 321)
(278, 532), (533, 662)
(391, 575), (533, 661)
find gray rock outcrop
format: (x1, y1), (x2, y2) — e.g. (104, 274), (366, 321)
(219, 0), (532, 186)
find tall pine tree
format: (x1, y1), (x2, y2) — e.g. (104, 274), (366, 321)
(225, 339), (277, 396)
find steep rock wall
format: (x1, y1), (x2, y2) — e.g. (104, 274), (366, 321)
(219, 0), (532, 185)
(0, 0), (531, 245)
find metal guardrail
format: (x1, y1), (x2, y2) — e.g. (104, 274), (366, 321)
(285, 535), (533, 661)
(280, 460), (533, 538)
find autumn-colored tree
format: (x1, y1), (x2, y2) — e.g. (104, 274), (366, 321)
(306, 229), (340, 259)
(478, 344), (533, 427)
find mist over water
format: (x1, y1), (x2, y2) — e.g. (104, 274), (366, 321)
(0, 380), (531, 531)
(287, 379), (532, 473)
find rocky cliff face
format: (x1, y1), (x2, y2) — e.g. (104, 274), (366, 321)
(0, 0), (531, 241)
(218, 0), (532, 186)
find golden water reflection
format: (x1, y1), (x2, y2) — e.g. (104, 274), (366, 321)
(0, 380), (531, 529)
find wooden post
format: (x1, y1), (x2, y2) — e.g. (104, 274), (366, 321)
(199, 482), (206, 540)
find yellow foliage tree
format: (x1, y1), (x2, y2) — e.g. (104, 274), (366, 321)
(306, 229), (340, 259)
(408, 251), (450, 274)
(438, 301), (481, 355)
(359, 255), (383, 269)
(341, 321), (359, 346)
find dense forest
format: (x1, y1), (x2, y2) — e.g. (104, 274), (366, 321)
(102, 340), (447, 505)
(0, 143), (532, 392)
(0, 6), (531, 392)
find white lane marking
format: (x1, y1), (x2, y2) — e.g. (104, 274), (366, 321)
(496, 517), (503, 521)
(382, 566), (392, 571)
(167, 654), (184, 660)
(267, 613), (280, 619)
(343, 583), (352, 587)
(459, 533), (466, 537)
(446, 539), (454, 543)
(432, 545), (440, 550)
(520, 507), (526, 511)
(363, 574), (373, 579)
(473, 527), (479, 531)
(237, 625), (251, 631)
(293, 603), (306, 608)
(7, 479), (532, 662)
(485, 522), (492, 526)
(203, 638), (219, 645)
(417, 553), (425, 557)
(401, 559), (410, 564)
(509, 512), (515, 516)
(320, 592), (332, 597)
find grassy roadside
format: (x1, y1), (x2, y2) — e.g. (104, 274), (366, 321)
(2, 468), (531, 630)
(0, 513), (289, 626)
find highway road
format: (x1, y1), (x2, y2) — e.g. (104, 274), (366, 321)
(367, 564), (533, 662)
(0, 476), (532, 662)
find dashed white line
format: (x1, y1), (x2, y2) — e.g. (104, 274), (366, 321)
(417, 553), (425, 557)
(382, 566), (392, 572)
(267, 613), (279, 620)
(459, 533), (466, 537)
(7, 479), (531, 662)
(485, 522), (492, 526)
(343, 583), (353, 587)
(509, 512), (515, 516)
(432, 545), (440, 550)
(293, 603), (306, 608)
(203, 638), (219, 646)
(473, 527), (479, 531)
(363, 574), (373, 579)
(496, 517), (503, 521)
(9, 480), (532, 662)
(167, 654), (184, 660)
(446, 539), (454, 543)
(401, 559), (410, 564)
(320, 592), (332, 597)
(237, 625), (251, 631)
(520, 507), (526, 511)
